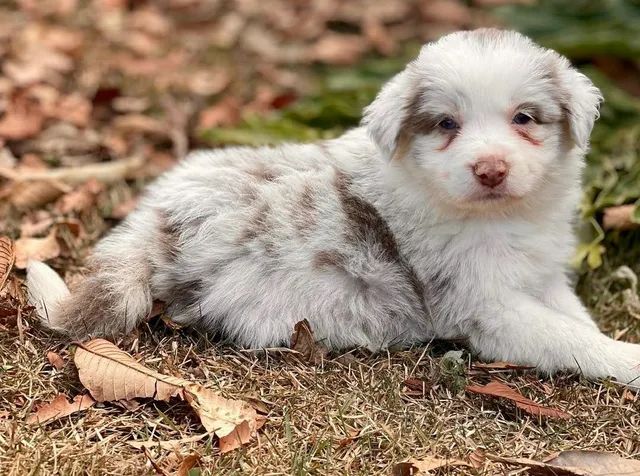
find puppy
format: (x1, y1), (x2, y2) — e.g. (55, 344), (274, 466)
(28, 29), (640, 386)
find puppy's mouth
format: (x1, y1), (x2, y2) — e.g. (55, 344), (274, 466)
(466, 186), (522, 204)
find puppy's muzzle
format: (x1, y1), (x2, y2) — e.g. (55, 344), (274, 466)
(473, 156), (509, 188)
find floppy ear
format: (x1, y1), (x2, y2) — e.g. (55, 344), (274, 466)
(361, 69), (415, 162)
(557, 67), (603, 151)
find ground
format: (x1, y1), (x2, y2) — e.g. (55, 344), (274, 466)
(1, 1), (639, 475)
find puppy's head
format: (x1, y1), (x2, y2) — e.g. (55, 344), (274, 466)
(363, 29), (602, 212)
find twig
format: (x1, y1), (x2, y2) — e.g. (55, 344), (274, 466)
(0, 156), (146, 185)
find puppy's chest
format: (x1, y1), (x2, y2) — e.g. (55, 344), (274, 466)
(403, 220), (561, 300)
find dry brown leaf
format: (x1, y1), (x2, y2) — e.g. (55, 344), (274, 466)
(197, 96), (242, 130)
(46, 351), (66, 370)
(0, 237), (15, 292)
(309, 33), (369, 65)
(27, 393), (95, 425)
(14, 228), (61, 268)
(290, 319), (329, 364)
(6, 179), (70, 209)
(486, 451), (640, 476)
(126, 433), (208, 451)
(55, 179), (105, 214)
(466, 380), (571, 419)
(472, 361), (536, 371)
(402, 378), (432, 395)
(0, 101), (44, 140)
(51, 93), (92, 128)
(110, 196), (139, 219)
(74, 339), (259, 450)
(363, 15), (396, 55)
(420, 0), (472, 25)
(113, 114), (167, 136)
(176, 453), (200, 476)
(393, 456), (471, 475)
(603, 205), (639, 231)
(545, 451), (640, 475)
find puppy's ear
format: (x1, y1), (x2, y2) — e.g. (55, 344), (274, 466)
(557, 66), (603, 151)
(362, 69), (414, 161)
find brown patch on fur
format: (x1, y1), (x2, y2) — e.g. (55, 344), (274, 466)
(515, 128), (542, 146)
(238, 202), (270, 243)
(293, 182), (317, 235)
(239, 182), (259, 204)
(333, 170), (426, 305)
(437, 133), (456, 151)
(156, 210), (181, 260)
(167, 278), (203, 314)
(248, 164), (277, 182)
(391, 86), (443, 160)
(54, 274), (148, 341)
(313, 250), (347, 270)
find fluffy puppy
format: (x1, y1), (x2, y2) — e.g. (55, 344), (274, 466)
(28, 29), (640, 385)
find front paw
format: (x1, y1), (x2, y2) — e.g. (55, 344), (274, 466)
(610, 342), (640, 388)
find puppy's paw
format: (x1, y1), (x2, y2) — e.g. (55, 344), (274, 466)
(609, 341), (640, 388)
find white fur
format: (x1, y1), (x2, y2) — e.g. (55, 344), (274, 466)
(27, 261), (70, 329)
(29, 29), (640, 387)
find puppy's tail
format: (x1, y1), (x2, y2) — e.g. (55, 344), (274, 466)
(27, 224), (153, 340)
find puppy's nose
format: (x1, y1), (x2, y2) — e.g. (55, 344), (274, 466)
(473, 156), (509, 188)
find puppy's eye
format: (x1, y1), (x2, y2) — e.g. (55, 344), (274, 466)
(438, 118), (459, 130)
(512, 112), (533, 125)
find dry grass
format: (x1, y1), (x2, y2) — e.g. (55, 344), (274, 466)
(1, 303), (639, 475)
(1, 1), (639, 474)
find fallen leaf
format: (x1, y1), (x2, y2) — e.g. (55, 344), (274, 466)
(113, 114), (167, 136)
(55, 179), (105, 214)
(466, 380), (570, 419)
(0, 237), (15, 291)
(402, 378), (432, 395)
(472, 361), (536, 371)
(74, 339), (259, 451)
(309, 33), (369, 65)
(197, 96), (241, 130)
(51, 93), (92, 128)
(545, 450), (640, 475)
(0, 100), (44, 140)
(46, 351), (66, 370)
(290, 319), (329, 364)
(6, 179), (71, 209)
(393, 456), (471, 475)
(27, 393), (95, 425)
(419, 0), (472, 25)
(14, 228), (61, 268)
(603, 205), (639, 231)
(127, 434), (208, 451)
(487, 451), (640, 476)
(177, 453), (200, 476)
(109, 196), (139, 219)
(143, 447), (169, 476)
(468, 448), (487, 469)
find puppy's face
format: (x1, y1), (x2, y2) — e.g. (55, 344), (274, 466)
(364, 29), (602, 212)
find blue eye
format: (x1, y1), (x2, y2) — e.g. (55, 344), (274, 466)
(513, 112), (533, 125)
(438, 118), (459, 130)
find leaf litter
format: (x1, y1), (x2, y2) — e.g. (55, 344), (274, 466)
(0, 0), (639, 474)
(74, 339), (261, 453)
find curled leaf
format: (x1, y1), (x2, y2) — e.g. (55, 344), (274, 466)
(14, 228), (61, 268)
(0, 237), (15, 291)
(27, 393), (95, 425)
(74, 339), (259, 451)
(466, 380), (571, 420)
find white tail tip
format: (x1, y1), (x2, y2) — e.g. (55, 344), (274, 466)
(27, 261), (70, 329)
